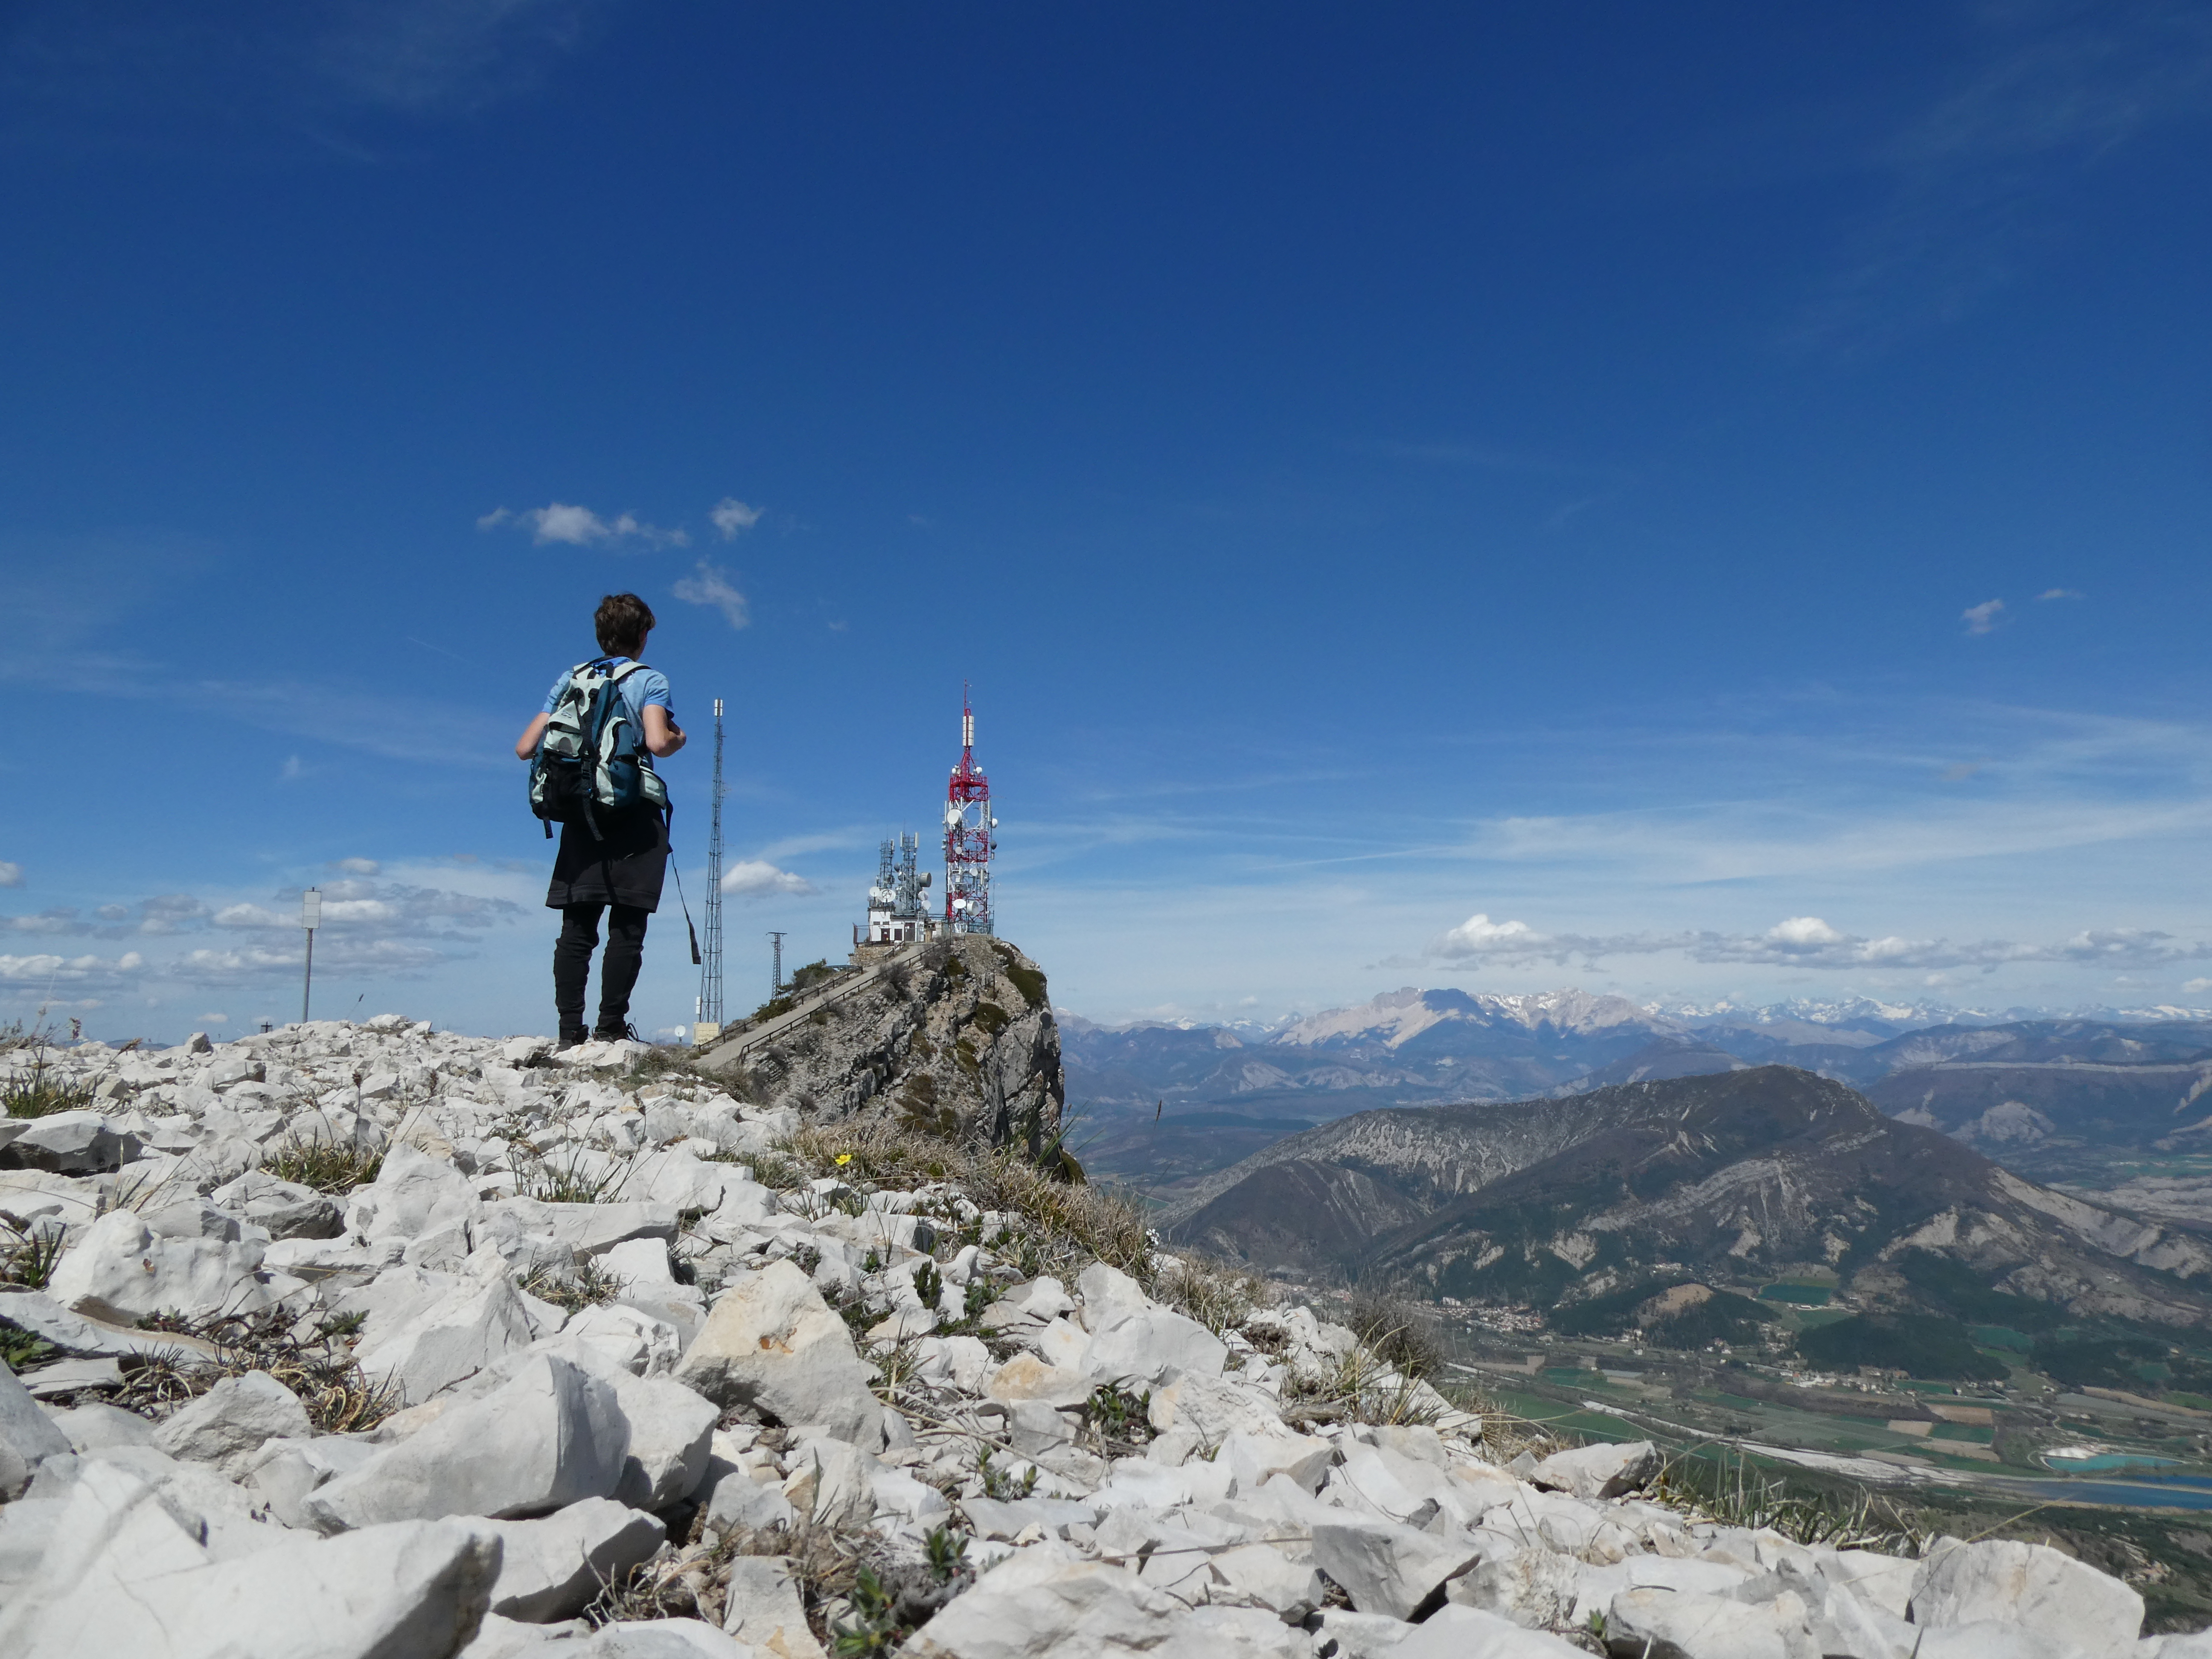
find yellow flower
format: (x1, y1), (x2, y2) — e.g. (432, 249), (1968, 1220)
(835, 1153), (853, 1166)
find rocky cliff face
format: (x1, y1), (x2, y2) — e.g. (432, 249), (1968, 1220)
(696, 934), (1065, 1155)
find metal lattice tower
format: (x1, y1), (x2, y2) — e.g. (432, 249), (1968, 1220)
(768, 931), (786, 998)
(943, 686), (995, 936)
(697, 699), (726, 1027)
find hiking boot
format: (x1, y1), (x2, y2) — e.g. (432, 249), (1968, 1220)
(593, 1021), (640, 1043)
(555, 1027), (588, 1052)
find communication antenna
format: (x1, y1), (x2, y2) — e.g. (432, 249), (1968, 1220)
(694, 699), (726, 1042)
(943, 684), (995, 936)
(768, 931), (786, 999)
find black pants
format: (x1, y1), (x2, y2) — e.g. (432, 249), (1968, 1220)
(553, 903), (649, 1038)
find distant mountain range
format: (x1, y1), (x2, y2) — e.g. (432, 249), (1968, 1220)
(1157, 1066), (2212, 1333)
(1061, 986), (2212, 1194)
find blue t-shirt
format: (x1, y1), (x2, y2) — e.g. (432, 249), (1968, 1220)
(542, 658), (673, 734)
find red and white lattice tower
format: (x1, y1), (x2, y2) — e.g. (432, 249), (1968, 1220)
(942, 687), (995, 937)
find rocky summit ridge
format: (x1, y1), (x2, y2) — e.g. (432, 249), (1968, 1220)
(0, 990), (2206, 1657)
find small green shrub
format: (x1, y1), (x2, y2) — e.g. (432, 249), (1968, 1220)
(1001, 960), (1046, 1010)
(1, 1324), (54, 1371)
(969, 1001), (1010, 1038)
(1086, 1382), (1153, 1445)
(975, 1447), (1036, 1501)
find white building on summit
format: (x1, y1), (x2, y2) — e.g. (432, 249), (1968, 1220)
(859, 832), (932, 948)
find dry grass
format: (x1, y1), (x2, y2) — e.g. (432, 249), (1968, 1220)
(1651, 1446), (1927, 1553)
(521, 1256), (624, 1313)
(114, 1307), (402, 1434)
(1345, 1287), (1444, 1381)
(1282, 1343), (1447, 1429)
(765, 1115), (1152, 1280)
(1154, 1254), (1269, 1336)
(3, 1048), (97, 1119)
(513, 1147), (629, 1204)
(262, 1136), (385, 1193)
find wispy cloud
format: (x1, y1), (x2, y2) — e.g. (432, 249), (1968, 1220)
(479, 502), (688, 549)
(329, 858), (381, 876)
(1424, 909), (2209, 973)
(710, 498), (762, 540)
(0, 1), (603, 148)
(721, 860), (814, 897)
(2038, 587), (2086, 601)
(672, 560), (749, 630)
(1962, 598), (2007, 635)
(0, 863), (19, 889)
(1799, 4), (2212, 350)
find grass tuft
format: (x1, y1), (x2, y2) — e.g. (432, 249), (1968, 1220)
(1155, 1254), (1269, 1336)
(519, 1256), (624, 1313)
(0, 1219), (66, 1288)
(1652, 1446), (1927, 1554)
(114, 1307), (402, 1434)
(4, 1049), (97, 1118)
(514, 1148), (628, 1204)
(262, 1136), (384, 1193)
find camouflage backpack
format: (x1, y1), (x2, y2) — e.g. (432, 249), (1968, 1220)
(527, 658), (668, 838)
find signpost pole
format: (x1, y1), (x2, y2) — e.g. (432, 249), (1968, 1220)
(301, 888), (321, 1024)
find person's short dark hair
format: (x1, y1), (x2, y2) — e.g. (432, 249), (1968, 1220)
(595, 593), (657, 656)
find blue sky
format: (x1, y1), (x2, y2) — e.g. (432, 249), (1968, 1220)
(4, 2), (2211, 1042)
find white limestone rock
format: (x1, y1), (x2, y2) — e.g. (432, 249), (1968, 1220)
(1310, 1516), (1480, 1620)
(46, 1208), (273, 1324)
(604, 1370), (719, 1510)
(150, 1368), (314, 1476)
(1085, 1304), (1229, 1387)
(216, 1170), (346, 1237)
(1393, 1604), (1587, 1656)
(721, 1554), (827, 1658)
(1527, 1439), (1660, 1501)
(483, 1498), (665, 1622)
(2, 1109), (141, 1174)
(354, 1272), (542, 1406)
(304, 1354), (629, 1532)
(903, 1545), (1184, 1658)
(781, 1434), (875, 1529)
(671, 1259), (885, 1446)
(345, 1141), (482, 1244)
(1910, 1537), (2144, 1659)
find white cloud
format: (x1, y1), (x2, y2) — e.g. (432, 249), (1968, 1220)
(1419, 908), (2209, 974)
(672, 560), (750, 631)
(2185, 978), (2212, 995)
(1962, 598), (2006, 635)
(480, 502), (688, 550)
(722, 860), (814, 897)
(0, 862), (19, 888)
(0, 951), (144, 985)
(198, 1012), (228, 1025)
(331, 858), (381, 875)
(2038, 588), (2085, 601)
(1766, 916), (1847, 949)
(710, 498), (762, 540)
(280, 754), (303, 780)
(1432, 913), (1546, 959)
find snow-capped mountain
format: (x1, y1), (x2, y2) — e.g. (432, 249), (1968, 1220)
(1270, 986), (1674, 1050)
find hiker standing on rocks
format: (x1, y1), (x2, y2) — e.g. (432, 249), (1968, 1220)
(513, 592), (685, 1048)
